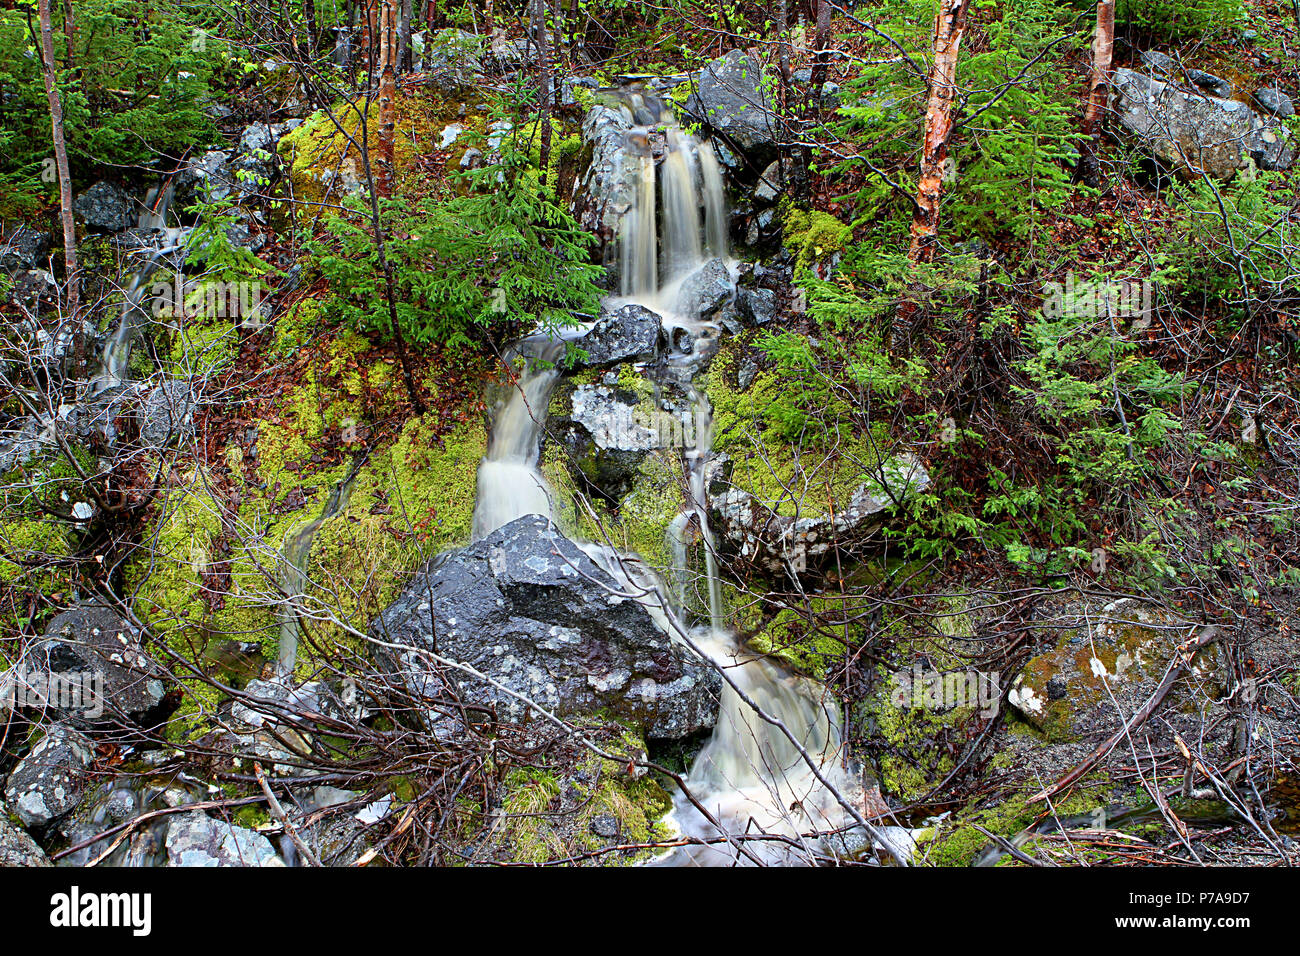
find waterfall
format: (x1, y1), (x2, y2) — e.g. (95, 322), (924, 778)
(464, 90), (901, 864)
(471, 338), (567, 540)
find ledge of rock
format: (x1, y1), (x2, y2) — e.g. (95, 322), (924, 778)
(712, 454), (932, 572)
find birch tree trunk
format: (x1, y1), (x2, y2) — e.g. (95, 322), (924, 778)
(376, 0), (397, 199)
(908, 0), (972, 263)
(1077, 0), (1115, 188)
(37, 0), (82, 378)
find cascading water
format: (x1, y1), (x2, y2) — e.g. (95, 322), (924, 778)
(468, 88), (904, 864)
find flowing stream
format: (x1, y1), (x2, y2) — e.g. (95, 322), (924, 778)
(468, 90), (897, 864)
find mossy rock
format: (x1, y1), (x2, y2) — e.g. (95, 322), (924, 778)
(1006, 598), (1222, 744)
(471, 722), (673, 866)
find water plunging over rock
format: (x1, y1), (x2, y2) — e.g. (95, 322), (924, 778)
(371, 514), (720, 738)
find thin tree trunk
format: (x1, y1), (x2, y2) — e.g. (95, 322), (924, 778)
(305, 0), (318, 55)
(1077, 0), (1115, 188)
(776, 0), (792, 109)
(61, 0), (76, 72)
(532, 0), (552, 187)
(376, 0), (398, 198)
(810, 0), (831, 90)
(908, 0), (972, 263)
(38, 0), (81, 379)
(399, 0), (413, 72)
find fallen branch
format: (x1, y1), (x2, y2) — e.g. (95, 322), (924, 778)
(1028, 626), (1221, 804)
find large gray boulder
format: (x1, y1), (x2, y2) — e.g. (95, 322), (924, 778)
(371, 514), (719, 738)
(674, 257), (733, 319)
(75, 181), (134, 232)
(165, 811), (285, 867)
(3, 723), (96, 828)
(685, 50), (781, 153)
(577, 103), (645, 245)
(1110, 68), (1293, 179)
(553, 381), (694, 499)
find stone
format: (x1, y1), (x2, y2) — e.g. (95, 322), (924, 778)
(577, 103), (645, 248)
(140, 378), (198, 448)
(1007, 599), (1222, 743)
(590, 813), (620, 839)
(74, 181), (134, 232)
(371, 514), (720, 738)
(1110, 68), (1292, 179)
(753, 159), (789, 204)
(738, 287), (777, 327)
(424, 28), (486, 90)
(0, 804), (48, 866)
(3, 724), (96, 828)
(674, 258), (733, 318)
(572, 303), (664, 367)
(18, 603), (167, 723)
(712, 454), (931, 572)
(164, 811), (285, 867)
(0, 226), (52, 275)
(1253, 87), (1295, 118)
(1185, 68), (1232, 99)
(685, 50), (781, 153)
(554, 381), (692, 499)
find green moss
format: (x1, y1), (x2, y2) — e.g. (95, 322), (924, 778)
(783, 205), (852, 270)
(703, 340), (886, 519)
(749, 600), (849, 679)
(304, 413), (486, 651)
(491, 725), (672, 865)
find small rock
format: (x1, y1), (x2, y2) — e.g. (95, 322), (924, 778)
(1253, 87), (1295, 118)
(572, 303), (664, 367)
(590, 813), (620, 839)
(1185, 68), (1232, 99)
(3, 724), (96, 828)
(164, 812), (285, 867)
(0, 804), (48, 866)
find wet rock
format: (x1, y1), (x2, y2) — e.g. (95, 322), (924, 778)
(3, 724), (96, 828)
(578, 103), (645, 250)
(177, 150), (233, 203)
(74, 181), (134, 233)
(1254, 87), (1295, 118)
(674, 257), (732, 318)
(1, 226), (52, 275)
(572, 303), (664, 367)
(712, 454), (931, 572)
(753, 158), (792, 204)
(22, 603), (167, 723)
(0, 804), (48, 866)
(590, 813), (620, 839)
(372, 514), (720, 739)
(1110, 68), (1293, 179)
(685, 50), (781, 153)
(738, 287), (777, 327)
(554, 381), (692, 499)
(165, 811), (286, 867)
(140, 378), (198, 448)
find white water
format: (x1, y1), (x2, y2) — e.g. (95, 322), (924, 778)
(468, 91), (895, 864)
